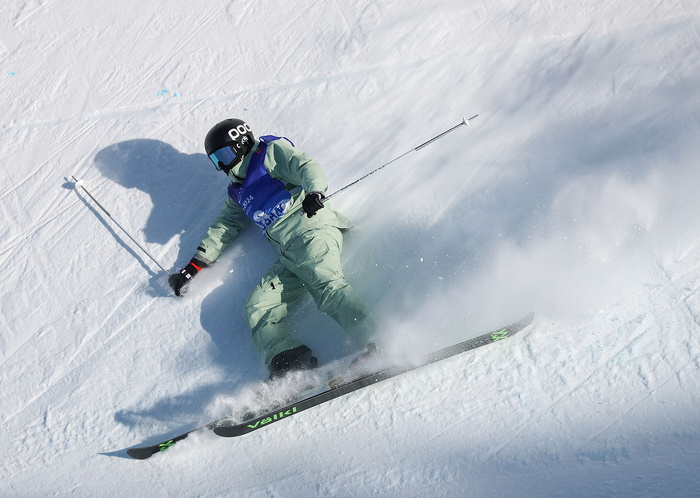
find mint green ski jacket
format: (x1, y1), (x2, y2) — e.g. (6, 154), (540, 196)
(194, 137), (353, 266)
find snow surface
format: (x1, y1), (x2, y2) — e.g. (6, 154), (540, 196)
(2, 0), (700, 496)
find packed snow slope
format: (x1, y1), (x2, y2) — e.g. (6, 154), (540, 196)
(2, 0), (700, 496)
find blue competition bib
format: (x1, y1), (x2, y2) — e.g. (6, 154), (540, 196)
(227, 136), (294, 232)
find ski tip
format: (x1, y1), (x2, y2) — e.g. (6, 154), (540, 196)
(126, 447), (156, 460)
(501, 312), (535, 338)
(518, 311), (535, 329)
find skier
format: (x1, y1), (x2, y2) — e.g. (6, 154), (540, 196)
(169, 118), (377, 379)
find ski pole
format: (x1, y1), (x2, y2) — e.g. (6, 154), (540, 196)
(301, 115), (478, 215)
(71, 175), (171, 276)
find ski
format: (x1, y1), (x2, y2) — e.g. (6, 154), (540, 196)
(126, 312), (533, 459)
(124, 382), (314, 460)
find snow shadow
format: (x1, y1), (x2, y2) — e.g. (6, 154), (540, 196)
(95, 139), (269, 422)
(94, 139), (226, 276)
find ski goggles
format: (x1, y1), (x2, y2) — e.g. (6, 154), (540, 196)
(209, 146), (238, 171)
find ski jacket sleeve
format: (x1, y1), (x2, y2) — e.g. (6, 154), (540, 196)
(194, 196), (249, 266)
(265, 139), (328, 194)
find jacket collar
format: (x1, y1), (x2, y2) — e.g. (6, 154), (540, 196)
(227, 139), (260, 182)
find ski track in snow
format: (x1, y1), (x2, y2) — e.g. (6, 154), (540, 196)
(1, 0), (700, 496)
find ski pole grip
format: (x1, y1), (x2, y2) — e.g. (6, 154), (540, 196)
(299, 196), (327, 216)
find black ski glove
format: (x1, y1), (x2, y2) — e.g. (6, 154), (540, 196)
(168, 261), (202, 296)
(302, 191), (326, 218)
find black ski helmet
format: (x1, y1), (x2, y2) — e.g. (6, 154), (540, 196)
(204, 118), (255, 173)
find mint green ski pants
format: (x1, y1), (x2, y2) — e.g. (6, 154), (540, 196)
(244, 226), (376, 367)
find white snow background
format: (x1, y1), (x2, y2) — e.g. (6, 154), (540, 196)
(2, 0), (700, 496)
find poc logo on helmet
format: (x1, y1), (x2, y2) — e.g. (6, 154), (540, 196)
(228, 123), (252, 141)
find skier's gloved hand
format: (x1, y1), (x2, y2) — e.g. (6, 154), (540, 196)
(302, 191), (326, 218)
(168, 261), (202, 296)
